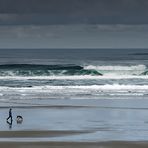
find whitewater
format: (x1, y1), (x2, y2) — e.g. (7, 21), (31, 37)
(0, 49), (147, 103)
(0, 60), (148, 101)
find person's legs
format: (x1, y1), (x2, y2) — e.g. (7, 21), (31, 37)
(7, 116), (10, 121)
(10, 116), (13, 121)
(7, 115), (12, 121)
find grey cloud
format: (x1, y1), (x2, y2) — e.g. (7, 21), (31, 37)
(0, 0), (148, 24)
(1, 24), (148, 36)
(0, 0), (147, 14)
(0, 25), (148, 48)
(95, 25), (148, 32)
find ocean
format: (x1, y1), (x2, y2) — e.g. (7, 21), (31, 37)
(1, 48), (148, 142)
(0, 48), (148, 101)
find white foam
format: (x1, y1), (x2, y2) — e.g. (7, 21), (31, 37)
(0, 93), (3, 96)
(84, 64), (146, 71)
(84, 64), (147, 76)
(40, 84), (148, 90)
(1, 84), (148, 91)
(0, 75), (147, 80)
(0, 85), (147, 98)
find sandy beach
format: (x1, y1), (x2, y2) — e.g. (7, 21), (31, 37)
(0, 141), (148, 148)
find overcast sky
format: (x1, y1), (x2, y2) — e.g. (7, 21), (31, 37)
(0, 0), (148, 48)
(0, 0), (148, 25)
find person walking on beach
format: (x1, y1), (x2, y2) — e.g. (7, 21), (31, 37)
(7, 108), (13, 122)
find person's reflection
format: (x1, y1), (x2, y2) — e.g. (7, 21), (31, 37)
(7, 119), (13, 129)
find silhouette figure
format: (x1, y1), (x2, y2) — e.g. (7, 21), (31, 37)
(7, 108), (13, 122)
(6, 108), (13, 129)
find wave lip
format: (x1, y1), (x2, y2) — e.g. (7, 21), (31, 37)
(141, 70), (148, 75)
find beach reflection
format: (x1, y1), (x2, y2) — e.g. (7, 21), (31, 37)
(7, 120), (13, 129)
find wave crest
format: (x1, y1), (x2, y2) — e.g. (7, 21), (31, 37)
(0, 64), (102, 76)
(0, 64), (147, 77)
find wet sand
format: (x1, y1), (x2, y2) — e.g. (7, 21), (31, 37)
(1, 99), (148, 147)
(0, 130), (93, 138)
(0, 141), (148, 148)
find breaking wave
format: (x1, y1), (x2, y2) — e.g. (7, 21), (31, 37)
(0, 64), (147, 77)
(0, 84), (148, 98)
(84, 64), (146, 71)
(0, 64), (148, 99)
(2, 84), (148, 90)
(84, 64), (147, 76)
(0, 64), (102, 76)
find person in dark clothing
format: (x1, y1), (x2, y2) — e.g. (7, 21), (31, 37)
(7, 108), (13, 122)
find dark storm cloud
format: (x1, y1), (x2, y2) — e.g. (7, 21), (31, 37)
(0, 0), (147, 14)
(0, 0), (148, 24)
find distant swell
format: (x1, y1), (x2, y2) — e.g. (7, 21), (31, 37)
(0, 64), (83, 70)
